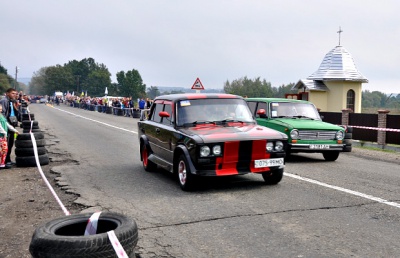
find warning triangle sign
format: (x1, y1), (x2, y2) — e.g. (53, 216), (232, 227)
(191, 77), (205, 90)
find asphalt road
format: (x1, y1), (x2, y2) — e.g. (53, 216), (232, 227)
(29, 103), (400, 258)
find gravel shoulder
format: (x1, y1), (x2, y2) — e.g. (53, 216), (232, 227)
(1, 134), (399, 257)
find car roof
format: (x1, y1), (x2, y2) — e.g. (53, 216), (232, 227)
(155, 93), (243, 101)
(246, 97), (311, 104)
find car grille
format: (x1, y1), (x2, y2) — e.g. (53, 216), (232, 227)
(298, 130), (336, 140)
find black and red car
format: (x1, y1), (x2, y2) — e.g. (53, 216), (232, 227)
(138, 93), (288, 191)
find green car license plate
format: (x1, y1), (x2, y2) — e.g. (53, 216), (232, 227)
(310, 144), (330, 149)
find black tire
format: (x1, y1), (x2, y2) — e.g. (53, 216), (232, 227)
(141, 143), (157, 172)
(15, 147), (47, 157)
(343, 145), (352, 152)
(176, 154), (196, 191)
(22, 120), (39, 127)
(22, 113), (35, 120)
(346, 126), (353, 133)
(15, 139), (46, 148)
(16, 132), (44, 140)
(322, 151), (340, 161)
(343, 139), (352, 152)
(23, 129), (43, 133)
(262, 168), (283, 185)
(16, 154), (49, 167)
(29, 212), (138, 258)
(344, 132), (352, 139)
(23, 125), (40, 130)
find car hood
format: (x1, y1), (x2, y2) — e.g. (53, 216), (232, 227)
(268, 118), (343, 130)
(179, 123), (287, 143)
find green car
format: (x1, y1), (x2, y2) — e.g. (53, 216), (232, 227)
(246, 98), (351, 161)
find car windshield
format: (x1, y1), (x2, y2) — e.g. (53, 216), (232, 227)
(270, 102), (321, 120)
(177, 98), (254, 126)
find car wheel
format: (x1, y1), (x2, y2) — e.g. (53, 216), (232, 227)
(262, 168), (283, 185)
(177, 154), (196, 191)
(323, 151), (340, 161)
(141, 144), (156, 172)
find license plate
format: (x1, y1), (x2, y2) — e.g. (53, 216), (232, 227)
(310, 144), (330, 149)
(254, 158), (284, 168)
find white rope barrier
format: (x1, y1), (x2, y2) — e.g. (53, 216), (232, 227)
(27, 115), (128, 255)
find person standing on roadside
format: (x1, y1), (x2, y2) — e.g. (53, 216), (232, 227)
(0, 105), (19, 169)
(139, 98), (146, 120)
(0, 88), (20, 166)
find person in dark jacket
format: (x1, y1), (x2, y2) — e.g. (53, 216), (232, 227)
(0, 88), (20, 166)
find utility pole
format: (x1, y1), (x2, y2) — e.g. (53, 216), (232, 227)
(14, 66), (19, 90)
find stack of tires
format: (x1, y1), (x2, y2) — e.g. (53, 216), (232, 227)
(15, 113), (50, 167)
(343, 126), (353, 152)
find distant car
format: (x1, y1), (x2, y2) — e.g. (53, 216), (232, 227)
(39, 98), (47, 103)
(246, 98), (351, 161)
(138, 93), (288, 191)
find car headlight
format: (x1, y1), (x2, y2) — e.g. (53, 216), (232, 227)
(290, 129), (299, 140)
(336, 131), (344, 140)
(200, 146), (211, 157)
(213, 145), (221, 155)
(266, 142), (274, 152)
(275, 141), (284, 151)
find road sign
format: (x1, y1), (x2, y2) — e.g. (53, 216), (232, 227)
(191, 77), (205, 90)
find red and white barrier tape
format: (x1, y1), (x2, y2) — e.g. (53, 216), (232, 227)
(348, 125), (400, 132)
(84, 211), (101, 235)
(108, 230), (129, 258)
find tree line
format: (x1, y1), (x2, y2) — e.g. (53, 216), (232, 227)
(1, 61), (398, 110)
(28, 58), (146, 99)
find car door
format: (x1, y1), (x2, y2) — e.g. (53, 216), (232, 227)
(156, 101), (176, 163)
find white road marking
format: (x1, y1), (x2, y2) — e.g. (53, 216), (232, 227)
(285, 173), (400, 209)
(54, 107), (138, 134)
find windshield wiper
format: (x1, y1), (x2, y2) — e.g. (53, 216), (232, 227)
(182, 121), (216, 127)
(219, 119), (246, 124)
(293, 115), (315, 120)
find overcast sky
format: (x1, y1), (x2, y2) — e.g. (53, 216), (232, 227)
(1, 0), (399, 94)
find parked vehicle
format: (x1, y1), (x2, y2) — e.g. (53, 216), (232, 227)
(138, 93), (288, 191)
(246, 98), (351, 161)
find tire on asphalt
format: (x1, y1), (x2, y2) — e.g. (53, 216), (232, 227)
(22, 113), (35, 120)
(29, 212), (139, 258)
(22, 125), (40, 130)
(176, 153), (197, 191)
(141, 143), (157, 172)
(15, 146), (47, 157)
(22, 121), (39, 127)
(23, 129), (43, 134)
(262, 168), (284, 185)
(15, 139), (46, 148)
(16, 132), (44, 140)
(16, 154), (49, 167)
(322, 151), (340, 161)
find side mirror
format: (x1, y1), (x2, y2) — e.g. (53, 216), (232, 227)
(159, 111), (170, 118)
(256, 109), (267, 118)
